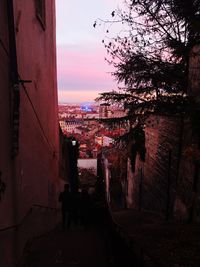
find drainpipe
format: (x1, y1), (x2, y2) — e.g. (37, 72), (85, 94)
(7, 0), (20, 157)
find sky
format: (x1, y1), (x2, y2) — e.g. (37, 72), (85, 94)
(56, 0), (123, 103)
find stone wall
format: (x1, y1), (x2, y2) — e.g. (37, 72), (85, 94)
(0, 1), (60, 265)
(126, 116), (181, 219)
(189, 45), (200, 102)
(101, 45), (200, 222)
(174, 44), (200, 222)
(126, 45), (200, 222)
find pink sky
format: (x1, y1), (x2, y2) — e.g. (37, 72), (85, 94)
(56, 0), (123, 103)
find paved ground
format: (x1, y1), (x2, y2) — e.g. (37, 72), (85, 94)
(112, 209), (200, 267)
(1, 206), (59, 267)
(20, 208), (200, 267)
(22, 224), (112, 267)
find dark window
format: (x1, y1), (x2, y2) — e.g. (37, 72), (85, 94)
(35, 0), (46, 30)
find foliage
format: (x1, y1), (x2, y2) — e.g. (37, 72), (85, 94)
(78, 167), (97, 187)
(94, 0), (200, 167)
(103, 125), (146, 173)
(127, 125), (146, 171)
(95, 0), (200, 116)
(105, 147), (128, 178)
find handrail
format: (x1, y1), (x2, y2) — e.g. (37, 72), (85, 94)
(0, 204), (59, 233)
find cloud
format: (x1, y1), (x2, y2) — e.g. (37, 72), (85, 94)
(55, 0), (124, 103)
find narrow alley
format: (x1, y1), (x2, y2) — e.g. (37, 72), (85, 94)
(19, 206), (200, 267)
(1, 1), (200, 267)
(21, 225), (111, 267)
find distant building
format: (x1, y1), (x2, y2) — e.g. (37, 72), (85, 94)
(95, 135), (103, 146)
(111, 109), (127, 118)
(65, 119), (83, 133)
(102, 135), (114, 147)
(84, 112), (99, 119)
(74, 126), (90, 137)
(59, 120), (67, 131)
(99, 103), (110, 118)
(95, 134), (114, 147)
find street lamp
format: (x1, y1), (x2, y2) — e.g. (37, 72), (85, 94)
(72, 140), (76, 146)
(69, 138), (79, 193)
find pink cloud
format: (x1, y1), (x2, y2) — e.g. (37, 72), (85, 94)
(56, 44), (117, 93)
(58, 90), (101, 103)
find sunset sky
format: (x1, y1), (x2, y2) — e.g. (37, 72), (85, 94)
(56, 0), (123, 103)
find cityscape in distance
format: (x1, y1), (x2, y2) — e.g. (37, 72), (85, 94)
(58, 103), (128, 159)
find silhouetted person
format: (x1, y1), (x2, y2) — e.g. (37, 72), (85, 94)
(68, 191), (80, 226)
(74, 191), (82, 225)
(80, 189), (91, 228)
(58, 184), (72, 230)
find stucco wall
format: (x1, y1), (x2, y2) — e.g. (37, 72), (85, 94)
(0, 0), (59, 229)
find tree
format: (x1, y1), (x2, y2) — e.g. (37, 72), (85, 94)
(95, 0), (200, 118)
(94, 0), (200, 172)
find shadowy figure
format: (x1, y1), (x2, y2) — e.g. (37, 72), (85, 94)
(70, 191), (80, 226)
(58, 184), (72, 230)
(80, 189), (91, 229)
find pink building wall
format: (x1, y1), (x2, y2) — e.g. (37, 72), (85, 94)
(0, 0), (59, 230)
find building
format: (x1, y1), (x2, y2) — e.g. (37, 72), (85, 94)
(0, 1), (59, 266)
(99, 103), (110, 118)
(84, 111), (99, 119)
(103, 135), (114, 147)
(110, 109), (127, 118)
(95, 135), (103, 146)
(59, 119), (67, 131)
(64, 119), (83, 133)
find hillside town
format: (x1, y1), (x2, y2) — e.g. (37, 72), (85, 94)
(59, 103), (128, 158)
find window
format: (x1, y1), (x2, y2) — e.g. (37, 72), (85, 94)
(35, 0), (46, 30)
